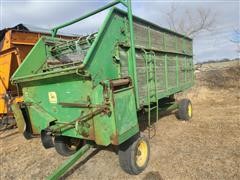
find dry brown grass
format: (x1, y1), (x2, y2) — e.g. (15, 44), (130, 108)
(0, 60), (239, 180)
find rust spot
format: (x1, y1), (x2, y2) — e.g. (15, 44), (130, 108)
(110, 77), (131, 91)
(110, 132), (119, 145)
(88, 124), (95, 140)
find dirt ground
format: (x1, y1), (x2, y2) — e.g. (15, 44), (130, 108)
(1, 60), (239, 180)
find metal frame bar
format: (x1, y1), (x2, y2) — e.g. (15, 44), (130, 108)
(47, 144), (91, 180)
(126, 0), (139, 108)
(141, 48), (158, 138)
(51, 1), (121, 37)
(50, 0), (139, 108)
(164, 54), (168, 90)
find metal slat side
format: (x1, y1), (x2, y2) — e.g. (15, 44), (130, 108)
(132, 21), (193, 106)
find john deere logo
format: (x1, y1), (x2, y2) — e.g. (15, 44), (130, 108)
(48, 92), (57, 104)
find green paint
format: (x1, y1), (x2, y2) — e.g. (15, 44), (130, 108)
(126, 0), (139, 108)
(159, 102), (179, 113)
(10, 0), (194, 177)
(51, 1), (122, 37)
(11, 0), (194, 157)
(164, 54), (168, 90)
(176, 55), (179, 88)
(47, 144), (91, 180)
(11, 38), (47, 78)
(11, 104), (26, 133)
(113, 87), (139, 144)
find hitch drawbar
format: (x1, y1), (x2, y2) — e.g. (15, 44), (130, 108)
(47, 144), (91, 180)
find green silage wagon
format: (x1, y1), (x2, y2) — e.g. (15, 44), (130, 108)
(11, 0), (194, 178)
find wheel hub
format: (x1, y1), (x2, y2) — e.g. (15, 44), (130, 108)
(188, 104), (192, 117)
(136, 140), (148, 167)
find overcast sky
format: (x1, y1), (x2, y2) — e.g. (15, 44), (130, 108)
(1, 0), (239, 62)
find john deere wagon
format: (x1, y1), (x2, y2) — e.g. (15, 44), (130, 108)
(11, 0), (194, 178)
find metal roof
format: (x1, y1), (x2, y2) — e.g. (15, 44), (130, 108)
(0, 24), (80, 42)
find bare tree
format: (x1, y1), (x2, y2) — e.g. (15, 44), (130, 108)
(165, 4), (216, 38)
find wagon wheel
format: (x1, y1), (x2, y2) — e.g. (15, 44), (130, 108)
(118, 134), (150, 175)
(54, 136), (84, 156)
(177, 98), (193, 120)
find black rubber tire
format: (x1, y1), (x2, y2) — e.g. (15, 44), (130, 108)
(41, 130), (54, 149)
(118, 134), (150, 175)
(177, 98), (192, 120)
(54, 136), (82, 156)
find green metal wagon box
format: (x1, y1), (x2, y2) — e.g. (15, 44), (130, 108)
(11, 0), (194, 178)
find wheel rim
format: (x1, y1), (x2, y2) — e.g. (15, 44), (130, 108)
(66, 144), (77, 151)
(136, 140), (148, 167)
(188, 103), (192, 117)
(66, 138), (82, 151)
